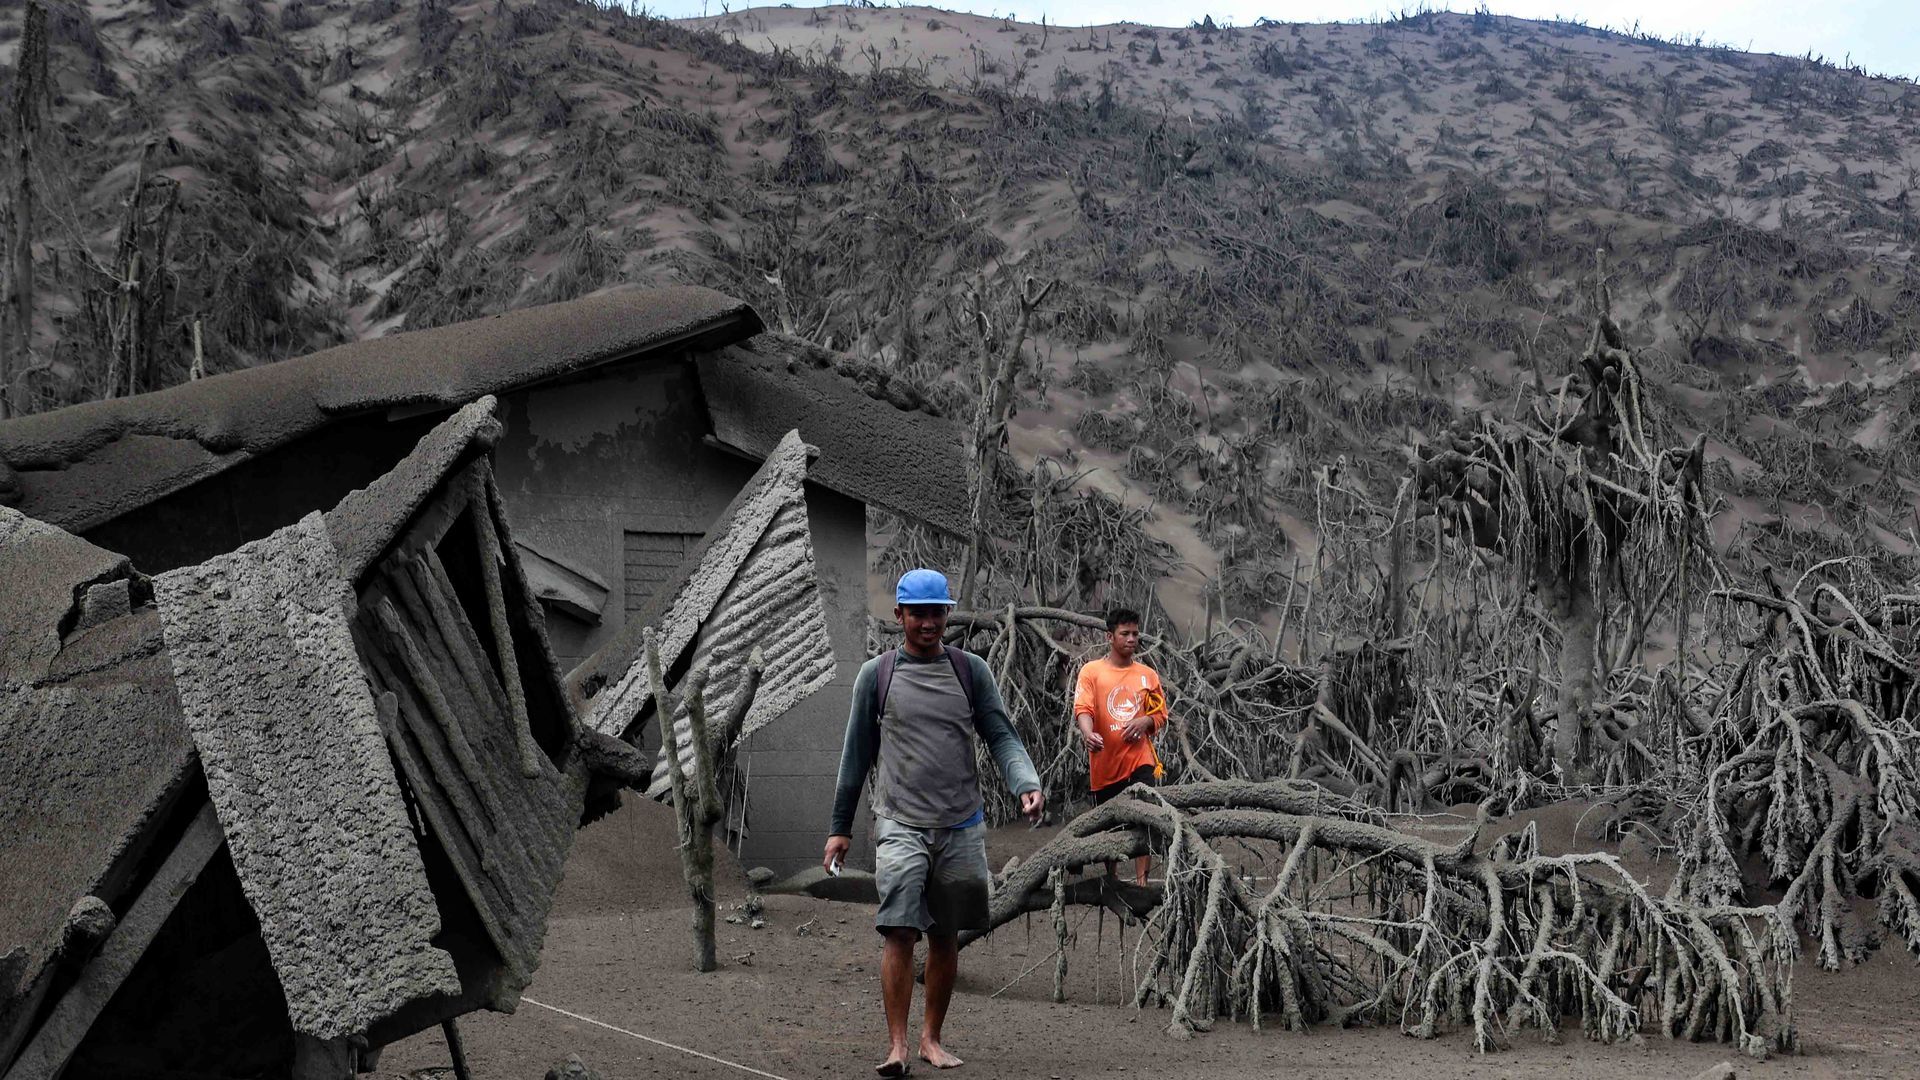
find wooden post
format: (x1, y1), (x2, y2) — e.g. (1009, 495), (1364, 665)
(441, 1018), (474, 1080)
(645, 629), (711, 972)
(682, 676), (720, 974)
(1049, 867), (1068, 1003)
(644, 628), (764, 974)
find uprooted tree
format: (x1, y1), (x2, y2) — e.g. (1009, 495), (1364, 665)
(971, 780), (1794, 1056)
(1675, 566), (1920, 970)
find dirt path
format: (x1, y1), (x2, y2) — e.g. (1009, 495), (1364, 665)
(374, 799), (1920, 1080)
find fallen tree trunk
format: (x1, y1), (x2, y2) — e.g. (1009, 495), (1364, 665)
(968, 780), (1794, 1055)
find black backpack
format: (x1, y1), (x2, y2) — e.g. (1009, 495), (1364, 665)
(874, 645), (976, 725)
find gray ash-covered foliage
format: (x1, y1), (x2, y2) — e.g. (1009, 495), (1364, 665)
(2, 1), (1918, 593)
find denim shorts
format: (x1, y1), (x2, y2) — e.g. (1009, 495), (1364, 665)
(872, 815), (991, 935)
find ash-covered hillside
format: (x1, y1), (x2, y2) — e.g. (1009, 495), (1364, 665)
(4, 0), (1920, 624)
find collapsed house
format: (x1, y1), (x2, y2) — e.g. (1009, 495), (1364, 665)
(0, 398), (838, 1078)
(0, 285), (967, 873)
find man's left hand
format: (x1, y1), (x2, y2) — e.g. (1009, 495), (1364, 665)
(1020, 790), (1045, 824)
(1122, 715), (1156, 742)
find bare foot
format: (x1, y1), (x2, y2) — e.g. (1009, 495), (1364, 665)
(919, 1040), (964, 1069)
(876, 1053), (912, 1077)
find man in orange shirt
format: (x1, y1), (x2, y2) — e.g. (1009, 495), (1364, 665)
(1073, 607), (1168, 886)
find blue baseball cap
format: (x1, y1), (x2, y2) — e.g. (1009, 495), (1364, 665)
(896, 568), (958, 606)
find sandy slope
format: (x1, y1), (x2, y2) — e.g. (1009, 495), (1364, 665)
(688, 4), (1920, 248)
(676, 4), (1920, 591)
(13, 1), (1920, 618)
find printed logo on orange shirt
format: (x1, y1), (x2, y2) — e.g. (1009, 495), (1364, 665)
(1104, 681), (1144, 728)
(1102, 679), (1165, 732)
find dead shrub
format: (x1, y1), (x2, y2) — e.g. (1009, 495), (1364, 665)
(1814, 297), (1892, 351)
(280, 1), (317, 31)
(772, 121), (846, 186)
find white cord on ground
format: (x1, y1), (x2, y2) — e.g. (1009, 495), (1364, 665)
(520, 997), (795, 1080)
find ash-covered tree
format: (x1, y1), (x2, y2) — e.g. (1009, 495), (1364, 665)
(1413, 253), (1711, 783)
(1681, 566), (1920, 969)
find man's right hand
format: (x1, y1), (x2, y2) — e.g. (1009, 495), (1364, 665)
(1077, 717), (1104, 752)
(823, 834), (851, 873)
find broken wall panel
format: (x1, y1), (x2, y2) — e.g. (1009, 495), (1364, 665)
(151, 511), (460, 1041)
(350, 468), (578, 999)
(645, 494), (838, 800)
(579, 431), (836, 746)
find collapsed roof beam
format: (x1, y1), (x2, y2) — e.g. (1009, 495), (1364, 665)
(4, 804), (223, 1080)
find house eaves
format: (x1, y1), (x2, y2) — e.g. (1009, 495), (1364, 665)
(0, 286), (761, 535)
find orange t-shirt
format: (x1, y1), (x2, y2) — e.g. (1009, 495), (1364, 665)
(1073, 657), (1167, 791)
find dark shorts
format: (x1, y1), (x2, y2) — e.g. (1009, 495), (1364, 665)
(872, 816), (990, 936)
(1092, 763), (1158, 806)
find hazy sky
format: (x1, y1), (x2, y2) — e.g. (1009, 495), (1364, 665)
(648, 0), (1920, 80)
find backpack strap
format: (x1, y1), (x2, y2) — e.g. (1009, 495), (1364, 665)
(873, 648), (899, 728)
(943, 645), (976, 710)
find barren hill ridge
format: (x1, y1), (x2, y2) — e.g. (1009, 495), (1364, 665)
(3, 0), (1920, 626)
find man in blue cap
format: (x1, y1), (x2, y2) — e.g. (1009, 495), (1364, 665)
(825, 568), (1044, 1076)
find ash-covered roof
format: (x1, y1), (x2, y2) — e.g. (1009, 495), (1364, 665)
(0, 286), (758, 533)
(700, 336), (970, 536)
(0, 510), (195, 1013)
(325, 396), (504, 583)
(0, 290), (970, 549)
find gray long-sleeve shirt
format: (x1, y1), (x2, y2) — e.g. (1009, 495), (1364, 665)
(829, 647), (1041, 836)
